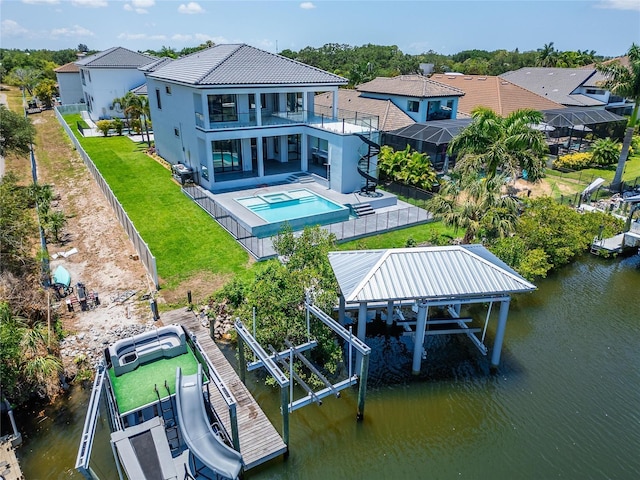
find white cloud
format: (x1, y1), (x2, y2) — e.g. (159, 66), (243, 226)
(178, 2), (204, 14)
(132, 0), (155, 7)
(194, 33), (227, 44)
(70, 0), (108, 7)
(51, 24), (95, 37)
(597, 0), (640, 11)
(22, 0), (59, 4)
(172, 34), (193, 42)
(1, 19), (31, 37)
(300, 2), (316, 9)
(124, 3), (149, 14)
(117, 32), (166, 41)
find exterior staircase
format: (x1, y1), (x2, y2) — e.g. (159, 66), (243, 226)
(352, 203), (375, 217)
(354, 133), (381, 194)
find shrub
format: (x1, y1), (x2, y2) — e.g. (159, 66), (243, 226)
(552, 152), (592, 170)
(95, 120), (112, 137)
(591, 137), (620, 166)
(112, 118), (123, 136)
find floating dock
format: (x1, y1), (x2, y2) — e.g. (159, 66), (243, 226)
(162, 309), (287, 470)
(0, 439), (24, 480)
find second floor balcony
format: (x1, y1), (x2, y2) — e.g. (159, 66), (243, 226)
(195, 106), (378, 135)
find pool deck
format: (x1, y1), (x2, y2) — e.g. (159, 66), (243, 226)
(205, 177), (405, 233)
(162, 309), (288, 470)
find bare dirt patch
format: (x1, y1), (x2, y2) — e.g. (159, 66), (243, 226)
(31, 110), (156, 372)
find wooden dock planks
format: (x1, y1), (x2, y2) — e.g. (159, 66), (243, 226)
(161, 309), (287, 470)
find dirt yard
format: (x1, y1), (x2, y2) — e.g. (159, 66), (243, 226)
(27, 111), (158, 373)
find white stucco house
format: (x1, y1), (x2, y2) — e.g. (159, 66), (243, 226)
(75, 47), (158, 121)
(54, 61), (83, 105)
(144, 44), (380, 194)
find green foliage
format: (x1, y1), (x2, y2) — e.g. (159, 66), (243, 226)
(448, 107), (548, 182)
(42, 210), (66, 243)
(491, 198), (624, 280)
(378, 145), (437, 190)
(552, 152), (593, 170)
(95, 120), (112, 137)
(0, 302), (62, 403)
(591, 138), (622, 166)
(112, 117), (124, 136)
(217, 226), (342, 388)
(0, 105), (36, 156)
(0, 173), (37, 275)
(34, 79), (57, 108)
(428, 172), (518, 244)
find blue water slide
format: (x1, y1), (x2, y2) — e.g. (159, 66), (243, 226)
(175, 365), (243, 479)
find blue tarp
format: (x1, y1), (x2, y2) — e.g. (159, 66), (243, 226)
(53, 265), (71, 287)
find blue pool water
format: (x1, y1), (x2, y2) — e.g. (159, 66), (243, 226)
(236, 189), (350, 237)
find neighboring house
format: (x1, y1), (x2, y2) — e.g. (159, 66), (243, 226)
(75, 47), (158, 121)
(356, 75), (465, 122)
(145, 44), (379, 194)
(500, 67), (634, 117)
(314, 89), (415, 132)
(429, 74), (565, 117)
(54, 61), (83, 105)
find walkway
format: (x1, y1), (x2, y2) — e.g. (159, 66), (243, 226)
(161, 309), (287, 470)
(0, 439), (23, 480)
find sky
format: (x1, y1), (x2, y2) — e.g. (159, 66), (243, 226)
(1, 0), (639, 57)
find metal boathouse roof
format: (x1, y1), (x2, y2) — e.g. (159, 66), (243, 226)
(328, 245), (536, 303)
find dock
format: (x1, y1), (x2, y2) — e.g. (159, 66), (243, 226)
(0, 439), (24, 480)
(161, 309), (287, 470)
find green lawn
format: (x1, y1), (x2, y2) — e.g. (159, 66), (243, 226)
(544, 153), (640, 186)
(339, 221), (458, 250)
(64, 114), (248, 289)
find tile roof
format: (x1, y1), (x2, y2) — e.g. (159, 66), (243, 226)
(357, 74), (464, 99)
(139, 57), (174, 73)
(430, 74), (564, 116)
(500, 67), (605, 107)
(54, 61), (80, 73)
(147, 44), (348, 86)
(314, 90), (415, 131)
(75, 46), (158, 69)
(328, 245), (535, 303)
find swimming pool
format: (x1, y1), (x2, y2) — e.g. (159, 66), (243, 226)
(236, 189), (350, 237)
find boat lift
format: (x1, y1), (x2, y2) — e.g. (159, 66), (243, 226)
(234, 301), (371, 447)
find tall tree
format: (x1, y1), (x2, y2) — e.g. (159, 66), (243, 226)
(0, 105), (36, 156)
(427, 172), (519, 244)
(447, 107), (548, 182)
(597, 43), (640, 191)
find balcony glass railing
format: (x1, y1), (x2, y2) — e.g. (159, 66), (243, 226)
(195, 108), (379, 134)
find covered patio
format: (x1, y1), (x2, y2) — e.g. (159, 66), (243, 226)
(328, 245), (536, 375)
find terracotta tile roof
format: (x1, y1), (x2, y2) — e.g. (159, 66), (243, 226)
(148, 44), (347, 86)
(54, 61), (80, 73)
(75, 46), (157, 69)
(430, 74), (565, 116)
(357, 74), (464, 99)
(314, 90), (415, 132)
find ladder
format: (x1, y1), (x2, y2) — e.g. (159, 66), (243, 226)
(154, 381), (181, 453)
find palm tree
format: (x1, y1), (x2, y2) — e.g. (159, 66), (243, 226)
(537, 42), (558, 67)
(597, 43), (640, 191)
(427, 172), (519, 244)
(447, 107), (548, 182)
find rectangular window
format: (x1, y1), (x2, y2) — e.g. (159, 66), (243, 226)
(81, 70), (86, 86)
(208, 94), (237, 123)
(212, 139), (242, 173)
(408, 100), (420, 113)
(155, 89), (162, 110)
(286, 92), (303, 112)
(446, 99), (454, 109)
(165, 85), (172, 95)
(249, 93), (267, 109)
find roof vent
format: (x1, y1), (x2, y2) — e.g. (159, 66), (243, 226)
(548, 72), (554, 75)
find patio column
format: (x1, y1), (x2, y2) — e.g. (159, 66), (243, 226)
(490, 298), (511, 368)
(301, 134), (308, 171)
(386, 300), (394, 326)
(412, 302), (428, 375)
(338, 294), (346, 326)
(332, 90), (338, 120)
(357, 302), (367, 370)
(256, 136), (265, 177)
(255, 92), (262, 126)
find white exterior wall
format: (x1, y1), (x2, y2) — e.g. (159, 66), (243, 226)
(147, 76), (362, 193)
(81, 67), (147, 120)
(56, 72), (84, 105)
(359, 92), (459, 121)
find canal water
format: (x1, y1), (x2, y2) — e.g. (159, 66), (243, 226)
(16, 254), (640, 479)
